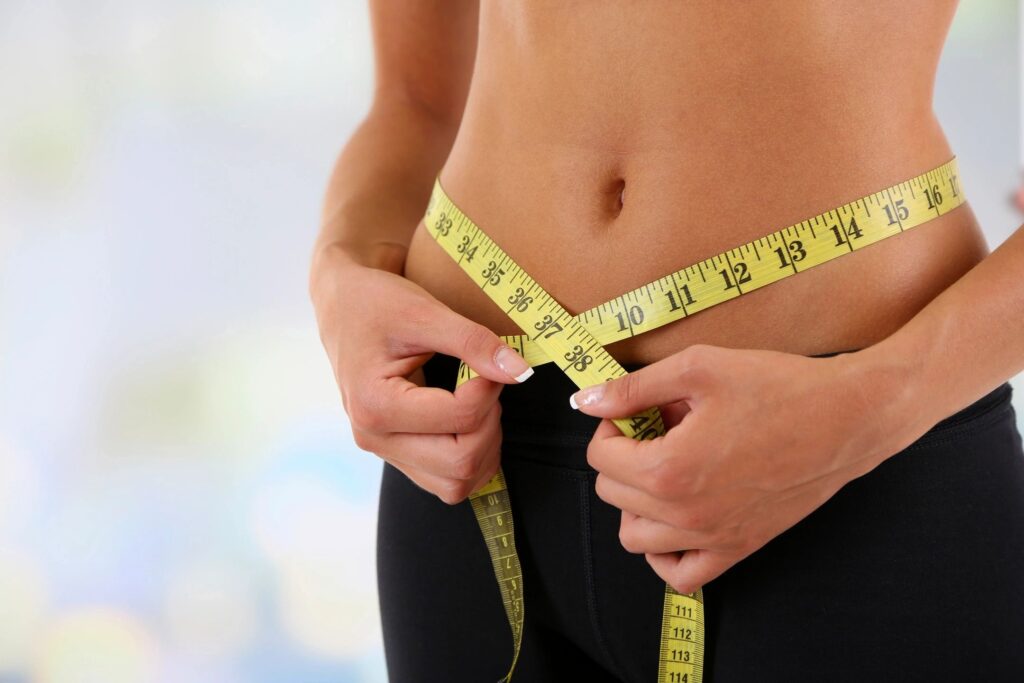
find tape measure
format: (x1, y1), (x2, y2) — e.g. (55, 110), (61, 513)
(422, 157), (963, 682)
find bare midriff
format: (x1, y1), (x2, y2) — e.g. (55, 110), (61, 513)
(403, 0), (988, 366)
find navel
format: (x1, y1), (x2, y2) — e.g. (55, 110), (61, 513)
(607, 176), (626, 219)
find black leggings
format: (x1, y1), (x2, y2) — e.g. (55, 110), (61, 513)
(377, 349), (1024, 682)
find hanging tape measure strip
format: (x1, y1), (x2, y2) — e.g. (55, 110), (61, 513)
(423, 157), (963, 682)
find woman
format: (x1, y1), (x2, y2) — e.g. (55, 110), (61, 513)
(309, 1), (1024, 681)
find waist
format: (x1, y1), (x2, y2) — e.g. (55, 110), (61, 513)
(404, 150), (989, 364)
(421, 350), (1016, 472)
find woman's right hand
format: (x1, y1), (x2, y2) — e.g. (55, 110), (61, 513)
(310, 243), (534, 505)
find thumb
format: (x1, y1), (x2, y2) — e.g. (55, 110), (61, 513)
(646, 548), (732, 596)
(570, 347), (708, 417)
(407, 304), (535, 385)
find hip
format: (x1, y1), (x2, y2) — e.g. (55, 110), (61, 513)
(386, 350), (1024, 681)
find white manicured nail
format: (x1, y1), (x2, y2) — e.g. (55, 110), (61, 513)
(495, 345), (534, 383)
(569, 384), (604, 410)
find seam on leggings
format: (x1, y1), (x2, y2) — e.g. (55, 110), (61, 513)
(579, 474), (628, 681)
(503, 456), (590, 479)
(905, 389), (1014, 451)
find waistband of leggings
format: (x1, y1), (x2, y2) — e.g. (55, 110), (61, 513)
(421, 348), (1015, 452)
(423, 347), (860, 440)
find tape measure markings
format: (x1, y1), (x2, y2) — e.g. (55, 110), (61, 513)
(428, 182), (713, 683)
(454, 154), (961, 387)
(424, 157), (963, 683)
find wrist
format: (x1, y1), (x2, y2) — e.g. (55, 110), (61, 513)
(315, 238), (408, 276)
(307, 241), (378, 315)
(828, 340), (932, 466)
(309, 238), (406, 302)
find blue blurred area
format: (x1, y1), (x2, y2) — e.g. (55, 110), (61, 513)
(0, 2), (1019, 682)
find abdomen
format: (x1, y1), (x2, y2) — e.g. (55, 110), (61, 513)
(403, 0), (987, 363)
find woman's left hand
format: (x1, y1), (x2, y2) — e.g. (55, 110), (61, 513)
(572, 343), (921, 594)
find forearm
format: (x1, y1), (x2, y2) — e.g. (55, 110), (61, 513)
(312, 95), (459, 278)
(852, 216), (1024, 445)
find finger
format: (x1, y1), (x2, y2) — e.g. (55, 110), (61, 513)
(593, 471), (672, 521)
(358, 373), (503, 435)
(571, 344), (714, 418)
(356, 401), (503, 480)
(586, 419), (666, 491)
(618, 510), (706, 555)
(592, 415), (632, 441)
(458, 407), (504, 497)
(401, 304), (535, 384)
(466, 442), (503, 497)
(389, 459), (484, 506)
(659, 400), (693, 431)
(406, 364), (426, 387)
(389, 420), (503, 506)
(646, 548), (736, 596)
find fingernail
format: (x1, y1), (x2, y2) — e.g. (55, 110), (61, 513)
(495, 345), (534, 383)
(569, 384), (604, 410)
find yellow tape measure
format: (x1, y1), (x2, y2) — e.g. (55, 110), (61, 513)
(423, 157), (963, 682)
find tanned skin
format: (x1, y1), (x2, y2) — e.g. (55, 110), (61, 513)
(311, 0), (1024, 592)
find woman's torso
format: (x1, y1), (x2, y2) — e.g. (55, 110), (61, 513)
(403, 0), (988, 365)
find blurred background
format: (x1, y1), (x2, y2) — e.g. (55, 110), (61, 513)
(0, 2), (1020, 682)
